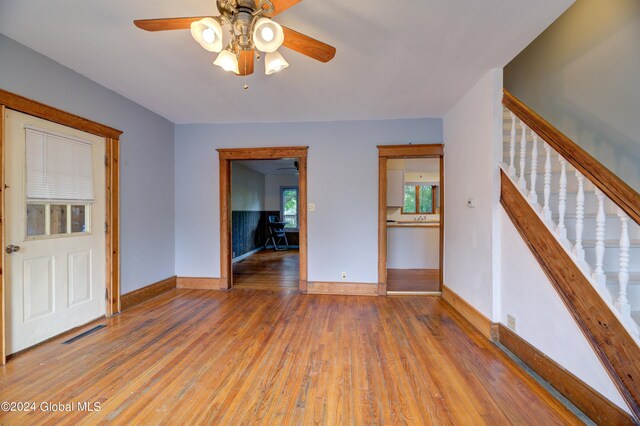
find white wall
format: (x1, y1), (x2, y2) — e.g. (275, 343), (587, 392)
(231, 163), (265, 211)
(264, 174), (298, 211)
(175, 119), (443, 280)
(0, 34), (175, 294)
(387, 227), (440, 269)
(443, 69), (503, 319)
(500, 209), (628, 412)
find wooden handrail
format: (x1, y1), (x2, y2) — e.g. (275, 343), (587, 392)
(503, 90), (640, 225)
(501, 170), (640, 421)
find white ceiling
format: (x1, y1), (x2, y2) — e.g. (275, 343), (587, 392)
(0, 0), (573, 124)
(236, 159), (298, 175)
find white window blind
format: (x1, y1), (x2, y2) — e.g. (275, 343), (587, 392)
(26, 128), (94, 202)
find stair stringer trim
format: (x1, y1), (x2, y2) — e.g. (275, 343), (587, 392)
(500, 169), (640, 420)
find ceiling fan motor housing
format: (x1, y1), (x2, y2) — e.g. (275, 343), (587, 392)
(233, 9), (254, 49)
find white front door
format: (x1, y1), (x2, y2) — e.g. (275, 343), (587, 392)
(5, 109), (106, 354)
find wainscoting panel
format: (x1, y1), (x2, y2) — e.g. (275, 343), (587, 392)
(232, 210), (300, 259)
(232, 211), (267, 258)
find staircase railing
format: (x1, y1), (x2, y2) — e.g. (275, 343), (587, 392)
(503, 91), (640, 224)
(502, 90), (640, 338)
(501, 90), (640, 420)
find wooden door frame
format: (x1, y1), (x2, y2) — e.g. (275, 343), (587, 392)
(0, 89), (122, 364)
(217, 146), (308, 292)
(377, 144), (445, 295)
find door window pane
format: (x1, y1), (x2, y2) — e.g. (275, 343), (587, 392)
(71, 205), (87, 233)
(27, 204), (46, 237)
(50, 205), (68, 235)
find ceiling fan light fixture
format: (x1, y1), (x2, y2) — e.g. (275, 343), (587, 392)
(265, 51), (289, 75)
(191, 17), (223, 52)
(214, 50), (239, 74)
(253, 18), (284, 53)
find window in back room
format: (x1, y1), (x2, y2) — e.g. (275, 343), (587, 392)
(280, 186), (299, 229)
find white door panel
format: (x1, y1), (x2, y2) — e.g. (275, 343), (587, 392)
(5, 110), (106, 354)
(68, 250), (92, 307)
(23, 256), (54, 321)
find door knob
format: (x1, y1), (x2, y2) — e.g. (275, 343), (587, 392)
(5, 244), (20, 254)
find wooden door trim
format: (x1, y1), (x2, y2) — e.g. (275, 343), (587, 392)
(217, 146), (308, 160)
(378, 144), (444, 158)
(217, 146), (309, 292)
(0, 105), (6, 364)
(0, 89), (122, 139)
(0, 89), (122, 364)
(377, 144), (445, 296)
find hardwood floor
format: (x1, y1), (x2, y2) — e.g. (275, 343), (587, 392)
(387, 268), (440, 292)
(0, 289), (580, 424)
(233, 249), (299, 290)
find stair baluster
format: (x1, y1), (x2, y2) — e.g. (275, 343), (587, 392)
(509, 112), (516, 177)
(542, 142), (552, 224)
(529, 134), (539, 207)
(616, 208), (631, 320)
(557, 156), (568, 243)
(592, 187), (607, 289)
(573, 171), (586, 268)
(518, 121), (527, 190)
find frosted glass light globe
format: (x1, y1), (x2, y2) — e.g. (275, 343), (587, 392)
(261, 27), (274, 42)
(203, 28), (216, 43)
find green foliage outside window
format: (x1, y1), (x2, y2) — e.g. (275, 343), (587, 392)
(404, 184), (435, 214)
(282, 188), (298, 228)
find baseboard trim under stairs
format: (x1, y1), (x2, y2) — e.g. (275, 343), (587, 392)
(497, 324), (635, 425)
(442, 285), (496, 340)
(441, 284), (635, 424)
(501, 169), (640, 419)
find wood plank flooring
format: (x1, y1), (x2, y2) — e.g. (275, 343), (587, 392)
(387, 268), (440, 292)
(0, 289), (580, 425)
(233, 249), (299, 290)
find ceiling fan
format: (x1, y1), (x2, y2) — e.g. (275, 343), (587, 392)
(134, 0), (336, 81)
(277, 160), (299, 172)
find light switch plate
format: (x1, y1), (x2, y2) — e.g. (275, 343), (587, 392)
(308, 203), (316, 212)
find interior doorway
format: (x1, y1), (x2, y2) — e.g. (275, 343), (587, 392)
(217, 147), (308, 292)
(377, 144), (444, 295)
(230, 159), (301, 290)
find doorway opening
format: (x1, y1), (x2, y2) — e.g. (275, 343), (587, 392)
(218, 147), (308, 292)
(378, 144), (444, 295)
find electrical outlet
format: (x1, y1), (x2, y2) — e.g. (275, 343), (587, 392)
(507, 314), (516, 331)
(341, 272), (347, 280)
(308, 203), (316, 212)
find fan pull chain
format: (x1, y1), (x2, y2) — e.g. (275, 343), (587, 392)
(243, 55), (249, 90)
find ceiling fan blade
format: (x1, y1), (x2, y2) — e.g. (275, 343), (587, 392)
(258, 0), (302, 17)
(237, 50), (255, 76)
(134, 17), (211, 32)
(281, 26), (336, 63)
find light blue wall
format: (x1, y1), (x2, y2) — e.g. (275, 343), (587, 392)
(175, 119), (443, 281)
(0, 34), (176, 294)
